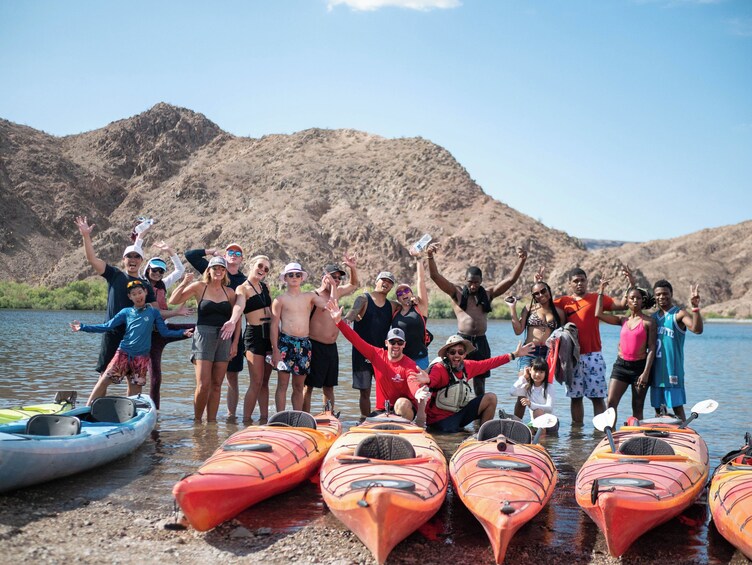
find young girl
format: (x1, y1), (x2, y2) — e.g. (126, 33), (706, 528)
(510, 357), (555, 420)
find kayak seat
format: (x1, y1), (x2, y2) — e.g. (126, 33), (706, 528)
(370, 424), (407, 431)
(618, 436), (675, 456)
(354, 434), (416, 461)
(268, 410), (317, 429)
(25, 414), (81, 436)
(91, 396), (137, 423)
(477, 419), (533, 444)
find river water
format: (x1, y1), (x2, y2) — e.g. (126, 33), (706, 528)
(1, 310), (750, 562)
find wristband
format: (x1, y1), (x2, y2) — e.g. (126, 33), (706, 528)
(691, 307), (700, 312)
(509, 353), (516, 361)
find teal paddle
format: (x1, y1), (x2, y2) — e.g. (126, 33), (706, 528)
(678, 398), (718, 429)
(531, 414), (558, 444)
(593, 408), (617, 453)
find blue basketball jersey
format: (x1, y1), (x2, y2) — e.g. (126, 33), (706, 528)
(651, 306), (686, 389)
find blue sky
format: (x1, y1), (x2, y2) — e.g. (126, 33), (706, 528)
(1, 0), (750, 242)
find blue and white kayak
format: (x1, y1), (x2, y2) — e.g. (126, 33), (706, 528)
(0, 395), (156, 493)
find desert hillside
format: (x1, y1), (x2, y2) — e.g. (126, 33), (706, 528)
(0, 103), (749, 316)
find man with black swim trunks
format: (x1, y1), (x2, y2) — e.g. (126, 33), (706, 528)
(427, 243), (528, 396)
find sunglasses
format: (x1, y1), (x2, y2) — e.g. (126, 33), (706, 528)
(532, 288), (548, 297)
(226, 250), (243, 257)
(126, 281), (144, 289)
(256, 264), (270, 273)
(124, 254), (142, 260)
(286, 272), (303, 278)
(150, 268), (165, 274)
(330, 274), (343, 281)
(388, 339), (405, 346)
(396, 288), (412, 297)
(447, 347), (466, 356)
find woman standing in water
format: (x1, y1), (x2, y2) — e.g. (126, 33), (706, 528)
(391, 250), (431, 369)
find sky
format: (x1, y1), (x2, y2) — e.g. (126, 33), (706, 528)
(1, 0), (750, 242)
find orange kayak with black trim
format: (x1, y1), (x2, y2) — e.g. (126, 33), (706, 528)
(320, 417), (448, 565)
(709, 452), (752, 559)
(173, 410), (341, 531)
(449, 434), (557, 564)
(575, 419), (709, 557)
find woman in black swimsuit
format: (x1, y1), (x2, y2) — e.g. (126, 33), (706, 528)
(233, 255), (273, 424)
(170, 257), (237, 422)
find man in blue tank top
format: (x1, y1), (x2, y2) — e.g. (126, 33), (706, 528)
(651, 280), (703, 420)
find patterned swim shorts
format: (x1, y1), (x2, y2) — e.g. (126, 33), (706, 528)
(103, 350), (150, 386)
(278, 333), (312, 376)
(566, 352), (607, 399)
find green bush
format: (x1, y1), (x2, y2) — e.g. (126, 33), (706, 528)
(0, 280), (108, 310)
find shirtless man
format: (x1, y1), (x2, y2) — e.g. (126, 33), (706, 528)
(303, 256), (359, 413)
(651, 280), (703, 420)
(344, 271), (397, 419)
(270, 262), (330, 411)
(428, 244), (528, 396)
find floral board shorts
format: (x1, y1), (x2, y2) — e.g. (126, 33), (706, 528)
(278, 333), (312, 376)
(566, 352), (607, 399)
(103, 350), (150, 386)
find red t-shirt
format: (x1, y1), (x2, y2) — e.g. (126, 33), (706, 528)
(410, 355), (512, 424)
(338, 321), (418, 410)
(554, 293), (614, 355)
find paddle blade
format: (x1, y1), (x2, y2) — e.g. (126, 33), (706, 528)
(593, 408), (616, 432)
(532, 414), (558, 430)
(690, 399), (718, 415)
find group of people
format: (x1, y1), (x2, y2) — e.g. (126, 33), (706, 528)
(70, 215), (703, 432)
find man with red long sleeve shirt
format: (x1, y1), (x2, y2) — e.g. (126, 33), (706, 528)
(410, 335), (534, 432)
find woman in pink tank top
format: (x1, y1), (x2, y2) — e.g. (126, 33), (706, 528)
(595, 280), (657, 422)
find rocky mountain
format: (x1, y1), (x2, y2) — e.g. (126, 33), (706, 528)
(580, 238), (632, 251)
(1, 103), (749, 317)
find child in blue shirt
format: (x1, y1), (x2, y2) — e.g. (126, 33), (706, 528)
(71, 280), (193, 405)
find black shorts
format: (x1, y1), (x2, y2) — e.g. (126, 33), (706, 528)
(429, 395), (484, 433)
(306, 340), (339, 388)
(227, 341), (245, 373)
(243, 324), (272, 357)
(460, 333), (491, 379)
(610, 357), (647, 385)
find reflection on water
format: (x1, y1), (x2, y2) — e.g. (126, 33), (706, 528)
(1, 310), (751, 561)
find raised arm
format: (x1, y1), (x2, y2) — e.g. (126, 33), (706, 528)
(413, 250), (429, 317)
(184, 248), (212, 275)
(426, 243), (458, 299)
(336, 252), (359, 298)
(488, 247), (528, 299)
(74, 216), (106, 275)
(609, 265), (637, 311)
(596, 278), (621, 325)
(344, 294), (368, 323)
(152, 241), (186, 288)
(168, 273), (198, 305)
(678, 284), (704, 334)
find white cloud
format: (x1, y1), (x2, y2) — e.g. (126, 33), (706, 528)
(327, 0), (461, 12)
(726, 17), (752, 37)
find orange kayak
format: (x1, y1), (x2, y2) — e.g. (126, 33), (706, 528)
(575, 418), (709, 557)
(709, 442), (752, 560)
(173, 409), (341, 531)
(320, 416), (448, 565)
(450, 419), (557, 564)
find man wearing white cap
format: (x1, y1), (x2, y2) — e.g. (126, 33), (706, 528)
(185, 242), (248, 417)
(344, 270), (397, 419)
(270, 262), (330, 411)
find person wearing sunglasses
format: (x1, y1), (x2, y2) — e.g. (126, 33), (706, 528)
(74, 215), (160, 396)
(303, 255), (359, 415)
(227, 255), (274, 423)
(409, 335), (534, 432)
(141, 242), (195, 410)
(391, 248), (431, 369)
(185, 242), (247, 418)
(427, 243), (528, 397)
(269, 262), (331, 411)
(328, 300), (429, 423)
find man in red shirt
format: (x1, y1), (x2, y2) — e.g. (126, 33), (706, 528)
(554, 267), (633, 424)
(328, 301), (425, 422)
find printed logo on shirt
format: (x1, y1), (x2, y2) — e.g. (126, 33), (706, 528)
(392, 373), (404, 383)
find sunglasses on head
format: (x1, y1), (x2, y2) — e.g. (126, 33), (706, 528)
(286, 272), (303, 278)
(388, 339), (405, 346)
(532, 288), (548, 297)
(256, 264), (270, 273)
(125, 254), (142, 260)
(126, 281), (144, 289)
(396, 288), (412, 297)
(226, 250), (243, 257)
(447, 347), (466, 356)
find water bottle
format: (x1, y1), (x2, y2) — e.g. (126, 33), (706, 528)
(134, 217), (154, 234)
(265, 355), (288, 371)
(412, 234), (432, 254)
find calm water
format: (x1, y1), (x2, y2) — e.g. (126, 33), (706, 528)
(1, 310), (751, 562)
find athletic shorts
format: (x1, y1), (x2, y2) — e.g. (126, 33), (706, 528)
(191, 325), (232, 363)
(244, 324), (272, 357)
(517, 345), (548, 371)
(460, 333), (491, 379)
(610, 357), (647, 385)
(650, 386), (686, 410)
(306, 340), (339, 388)
(278, 333), (312, 376)
(352, 362), (374, 390)
(103, 350), (150, 386)
(567, 352), (607, 399)
(429, 395), (484, 433)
